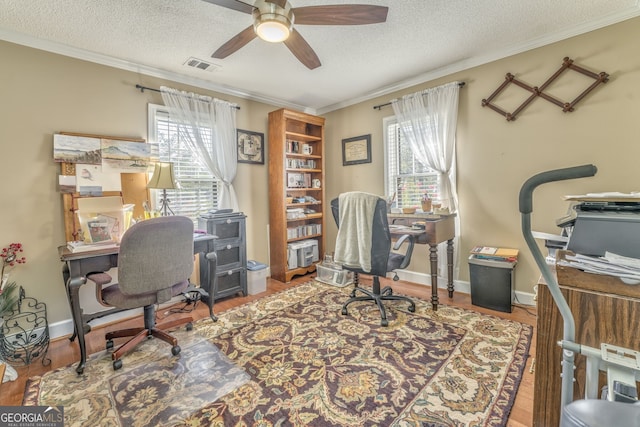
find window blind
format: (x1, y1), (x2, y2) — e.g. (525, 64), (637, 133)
(385, 120), (439, 208)
(150, 105), (219, 221)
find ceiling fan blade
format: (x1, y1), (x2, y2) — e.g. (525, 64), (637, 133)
(201, 0), (255, 14)
(212, 25), (258, 59)
(283, 29), (321, 70)
(293, 5), (388, 25)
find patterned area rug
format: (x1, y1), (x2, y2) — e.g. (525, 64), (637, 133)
(24, 282), (532, 426)
(23, 332), (249, 426)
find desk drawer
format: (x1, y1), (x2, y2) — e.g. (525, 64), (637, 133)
(215, 267), (247, 298)
(215, 243), (245, 269)
(199, 216), (246, 241)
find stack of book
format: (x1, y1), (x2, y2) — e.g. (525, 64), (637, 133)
(470, 246), (519, 262)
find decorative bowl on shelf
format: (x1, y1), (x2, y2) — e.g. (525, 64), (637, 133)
(402, 207), (417, 214)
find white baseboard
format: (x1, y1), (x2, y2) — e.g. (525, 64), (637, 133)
(49, 266), (533, 341)
(48, 297), (188, 341)
(392, 269), (536, 308)
(49, 308), (144, 341)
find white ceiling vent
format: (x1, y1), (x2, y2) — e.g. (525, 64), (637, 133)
(183, 57), (220, 72)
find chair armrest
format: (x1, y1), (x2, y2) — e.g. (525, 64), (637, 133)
(86, 272), (113, 307)
(393, 234), (415, 269)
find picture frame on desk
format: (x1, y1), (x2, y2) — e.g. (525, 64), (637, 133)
(237, 129), (264, 164)
(342, 134), (371, 166)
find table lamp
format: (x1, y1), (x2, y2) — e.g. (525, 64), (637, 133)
(147, 162), (177, 216)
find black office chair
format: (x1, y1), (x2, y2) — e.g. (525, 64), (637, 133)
(87, 216), (196, 370)
(331, 192), (415, 326)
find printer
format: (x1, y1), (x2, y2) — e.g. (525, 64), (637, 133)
(564, 201), (640, 258)
(287, 239), (319, 269)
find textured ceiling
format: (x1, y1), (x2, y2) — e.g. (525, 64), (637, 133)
(1, 0), (638, 113)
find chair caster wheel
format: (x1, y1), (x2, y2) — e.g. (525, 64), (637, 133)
(106, 340), (114, 350)
(341, 307), (348, 316)
(380, 319), (389, 327)
(171, 345), (181, 356)
(113, 359), (123, 370)
(186, 322), (193, 331)
(408, 306), (416, 313)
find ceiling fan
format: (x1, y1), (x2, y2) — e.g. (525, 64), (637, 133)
(203, 0), (388, 69)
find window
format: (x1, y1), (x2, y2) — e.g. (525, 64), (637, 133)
(384, 117), (439, 209)
(148, 104), (219, 221)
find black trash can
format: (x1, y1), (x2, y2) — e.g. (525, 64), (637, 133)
(468, 254), (516, 313)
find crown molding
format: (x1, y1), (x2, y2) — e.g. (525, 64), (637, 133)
(316, 5), (640, 115)
(3, 2), (639, 117)
(0, 27), (314, 114)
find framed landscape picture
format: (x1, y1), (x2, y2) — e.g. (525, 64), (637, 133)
(237, 129), (264, 164)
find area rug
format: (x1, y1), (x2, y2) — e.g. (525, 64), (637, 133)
(23, 332), (250, 427)
(24, 281), (532, 426)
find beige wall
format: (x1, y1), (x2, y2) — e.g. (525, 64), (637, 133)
(0, 40), (274, 325)
(1, 16), (639, 328)
(324, 16), (640, 294)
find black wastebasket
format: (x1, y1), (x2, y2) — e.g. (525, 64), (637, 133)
(468, 255), (516, 313)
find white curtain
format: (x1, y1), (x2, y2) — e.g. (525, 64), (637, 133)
(160, 86), (239, 210)
(391, 81), (461, 278)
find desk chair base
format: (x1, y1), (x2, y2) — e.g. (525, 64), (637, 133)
(342, 276), (416, 327)
(106, 305), (188, 370)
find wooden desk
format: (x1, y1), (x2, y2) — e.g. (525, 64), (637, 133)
(58, 234), (217, 374)
(534, 251), (640, 426)
(387, 214), (456, 310)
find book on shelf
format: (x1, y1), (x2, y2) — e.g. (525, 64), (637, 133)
(470, 246), (519, 261)
(67, 240), (119, 253)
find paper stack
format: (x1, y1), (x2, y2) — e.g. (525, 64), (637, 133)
(67, 240), (119, 253)
(557, 252), (640, 284)
(470, 246), (519, 262)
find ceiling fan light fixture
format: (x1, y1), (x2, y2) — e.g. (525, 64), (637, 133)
(255, 17), (291, 42)
(253, 1), (294, 43)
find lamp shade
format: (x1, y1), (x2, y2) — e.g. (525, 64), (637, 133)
(147, 162), (177, 190)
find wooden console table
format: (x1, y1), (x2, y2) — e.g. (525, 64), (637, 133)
(387, 213), (456, 310)
(534, 251), (640, 426)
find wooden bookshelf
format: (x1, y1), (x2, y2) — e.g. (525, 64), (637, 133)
(268, 109), (325, 282)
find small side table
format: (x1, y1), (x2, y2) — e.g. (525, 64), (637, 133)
(0, 287), (51, 369)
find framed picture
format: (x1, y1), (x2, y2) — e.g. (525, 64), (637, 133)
(342, 134), (372, 166)
(237, 129), (264, 164)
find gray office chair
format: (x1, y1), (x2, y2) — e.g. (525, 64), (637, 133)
(87, 216), (195, 370)
(331, 192), (415, 326)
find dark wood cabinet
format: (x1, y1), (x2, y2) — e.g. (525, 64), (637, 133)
(534, 252), (640, 426)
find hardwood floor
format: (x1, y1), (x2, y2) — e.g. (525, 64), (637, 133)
(0, 275), (537, 426)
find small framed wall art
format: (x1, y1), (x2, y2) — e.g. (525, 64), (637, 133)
(342, 134), (371, 166)
(237, 129), (264, 164)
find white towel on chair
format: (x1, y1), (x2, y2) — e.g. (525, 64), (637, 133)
(334, 192), (379, 273)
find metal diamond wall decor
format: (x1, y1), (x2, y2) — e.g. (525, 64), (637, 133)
(482, 57), (609, 121)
